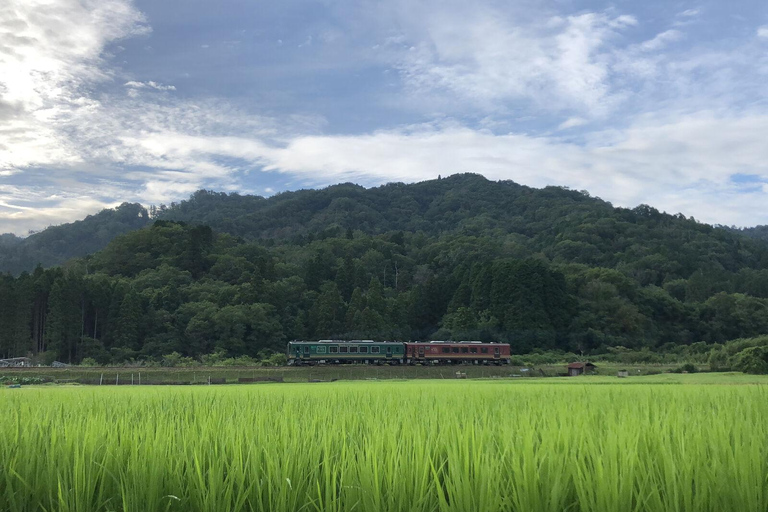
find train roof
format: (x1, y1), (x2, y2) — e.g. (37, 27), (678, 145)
(288, 340), (509, 345)
(289, 340), (398, 344)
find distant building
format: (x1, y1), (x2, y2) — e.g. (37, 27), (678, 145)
(567, 362), (596, 376)
(0, 357), (32, 368)
(617, 369), (629, 378)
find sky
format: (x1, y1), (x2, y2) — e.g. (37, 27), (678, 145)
(1, 0), (768, 235)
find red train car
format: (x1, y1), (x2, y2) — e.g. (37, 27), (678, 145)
(403, 341), (510, 365)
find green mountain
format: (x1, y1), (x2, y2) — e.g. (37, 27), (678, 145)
(2, 173), (768, 364)
(0, 203), (150, 275)
(157, 175), (768, 280)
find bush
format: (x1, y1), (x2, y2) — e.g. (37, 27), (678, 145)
(0, 376), (46, 385)
(216, 355), (258, 367)
(673, 363), (698, 374)
(32, 351), (58, 366)
(161, 352), (200, 367)
(723, 336), (768, 356)
(200, 350), (227, 366)
(262, 353), (287, 366)
(730, 346), (768, 374)
(80, 357), (99, 367)
(708, 348), (730, 371)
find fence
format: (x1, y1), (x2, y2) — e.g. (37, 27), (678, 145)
(1, 364), (537, 385)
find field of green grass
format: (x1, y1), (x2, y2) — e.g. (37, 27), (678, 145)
(3, 377), (768, 511)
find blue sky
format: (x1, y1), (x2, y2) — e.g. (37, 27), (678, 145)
(1, 0), (767, 234)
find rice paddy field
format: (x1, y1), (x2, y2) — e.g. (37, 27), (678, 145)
(2, 376), (768, 512)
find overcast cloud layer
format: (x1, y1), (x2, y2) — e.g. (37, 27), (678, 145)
(1, 0), (767, 234)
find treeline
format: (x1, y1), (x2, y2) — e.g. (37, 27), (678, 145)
(0, 203), (150, 275)
(1, 174), (768, 364)
(734, 225), (768, 243)
(0, 227), (767, 363)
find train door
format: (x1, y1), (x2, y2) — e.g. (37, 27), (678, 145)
(418, 345), (425, 361)
(493, 347), (500, 359)
(302, 345), (311, 361)
(385, 345), (392, 359)
(291, 345), (303, 365)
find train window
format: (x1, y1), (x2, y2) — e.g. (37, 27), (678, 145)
(350, 346), (359, 353)
(481, 348), (488, 354)
(461, 347), (469, 353)
(317, 346), (326, 354)
(494, 347), (500, 354)
(442, 347), (450, 353)
(359, 346), (368, 354)
(470, 348), (478, 354)
(452, 347), (459, 353)
(371, 346), (380, 353)
(330, 346), (338, 353)
(339, 346), (348, 353)
(387, 346), (392, 353)
(304, 346), (310, 353)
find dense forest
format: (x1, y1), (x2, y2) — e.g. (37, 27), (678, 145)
(736, 225), (768, 243)
(2, 173), (768, 365)
(0, 203), (150, 275)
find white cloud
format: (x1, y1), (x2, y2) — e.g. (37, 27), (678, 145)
(758, 26), (768, 39)
(1, 0), (768, 235)
(392, 10), (637, 115)
(0, 184), (120, 234)
(678, 9), (700, 18)
(557, 117), (588, 130)
(637, 30), (682, 52)
(124, 81), (176, 91)
(0, 0), (149, 172)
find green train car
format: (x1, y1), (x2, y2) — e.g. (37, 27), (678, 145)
(287, 340), (405, 365)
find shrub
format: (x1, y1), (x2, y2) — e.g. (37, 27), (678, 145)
(262, 353), (287, 366)
(731, 346), (768, 374)
(161, 352), (200, 367)
(673, 363), (698, 374)
(216, 355), (259, 367)
(708, 348), (730, 372)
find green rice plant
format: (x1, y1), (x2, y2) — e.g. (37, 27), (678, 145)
(1, 380), (768, 511)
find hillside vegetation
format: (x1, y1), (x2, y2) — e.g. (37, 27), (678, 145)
(736, 225), (768, 243)
(0, 203), (150, 275)
(2, 173), (768, 364)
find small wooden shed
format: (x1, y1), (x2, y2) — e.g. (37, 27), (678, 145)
(567, 362), (596, 376)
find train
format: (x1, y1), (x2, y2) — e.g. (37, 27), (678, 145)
(287, 340), (511, 365)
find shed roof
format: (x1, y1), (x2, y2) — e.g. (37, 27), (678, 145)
(567, 362), (596, 369)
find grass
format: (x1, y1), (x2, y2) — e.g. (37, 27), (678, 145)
(2, 378), (768, 511)
(0, 362), (686, 385)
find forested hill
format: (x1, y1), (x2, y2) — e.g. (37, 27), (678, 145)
(0, 203), (150, 275)
(736, 225), (768, 243)
(158, 174), (625, 240)
(2, 173), (764, 275)
(2, 173), (768, 365)
(156, 174), (768, 280)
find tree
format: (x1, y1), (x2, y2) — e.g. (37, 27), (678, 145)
(346, 288), (366, 331)
(45, 274), (82, 362)
(115, 289), (142, 351)
(308, 282), (345, 338)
